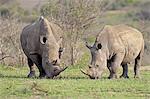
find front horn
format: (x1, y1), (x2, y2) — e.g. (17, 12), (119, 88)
(54, 66), (68, 76)
(59, 66), (68, 73)
(80, 69), (90, 77)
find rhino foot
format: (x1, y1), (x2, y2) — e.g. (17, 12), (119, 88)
(120, 75), (129, 79)
(107, 75), (111, 79)
(108, 74), (118, 79)
(27, 71), (36, 78)
(39, 73), (46, 79)
(134, 75), (141, 79)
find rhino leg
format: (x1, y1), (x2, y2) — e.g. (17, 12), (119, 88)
(37, 65), (46, 78)
(107, 61), (112, 79)
(134, 43), (144, 78)
(34, 55), (46, 78)
(134, 53), (142, 78)
(30, 55), (46, 78)
(120, 63), (129, 78)
(35, 63), (46, 78)
(27, 58), (36, 78)
(109, 53), (124, 79)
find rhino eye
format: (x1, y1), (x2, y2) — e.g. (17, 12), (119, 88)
(52, 60), (57, 65)
(89, 66), (92, 68)
(96, 65), (99, 67)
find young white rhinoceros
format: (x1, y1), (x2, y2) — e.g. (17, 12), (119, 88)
(81, 25), (144, 79)
(20, 16), (67, 78)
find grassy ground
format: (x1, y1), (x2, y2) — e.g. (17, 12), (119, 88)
(0, 64), (149, 99)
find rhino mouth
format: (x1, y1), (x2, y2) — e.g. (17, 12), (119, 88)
(80, 69), (100, 79)
(46, 66), (68, 79)
(42, 59), (68, 79)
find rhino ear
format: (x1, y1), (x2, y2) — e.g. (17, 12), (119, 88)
(97, 43), (102, 50)
(85, 42), (92, 49)
(59, 47), (64, 53)
(39, 16), (44, 21)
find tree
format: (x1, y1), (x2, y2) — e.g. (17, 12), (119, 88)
(0, 17), (25, 66)
(41, 0), (103, 65)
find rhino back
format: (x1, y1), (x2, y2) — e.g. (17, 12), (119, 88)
(49, 22), (63, 40)
(97, 25), (144, 63)
(107, 25), (144, 63)
(113, 25), (144, 63)
(20, 22), (40, 57)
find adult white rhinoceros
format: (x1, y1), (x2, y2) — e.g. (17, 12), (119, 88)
(81, 25), (144, 79)
(20, 16), (67, 78)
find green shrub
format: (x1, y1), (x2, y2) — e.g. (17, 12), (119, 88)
(0, 7), (10, 18)
(108, 0), (140, 10)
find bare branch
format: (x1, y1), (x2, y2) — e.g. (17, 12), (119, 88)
(0, 56), (14, 61)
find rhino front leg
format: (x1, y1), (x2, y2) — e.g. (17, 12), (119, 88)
(120, 63), (129, 78)
(109, 53), (124, 79)
(27, 58), (36, 78)
(36, 64), (46, 78)
(34, 55), (46, 78)
(107, 61), (111, 78)
(31, 55), (46, 78)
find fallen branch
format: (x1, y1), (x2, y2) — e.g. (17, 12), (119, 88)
(0, 56), (14, 61)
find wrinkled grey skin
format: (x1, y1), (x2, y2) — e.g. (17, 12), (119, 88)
(20, 16), (67, 78)
(81, 25), (144, 79)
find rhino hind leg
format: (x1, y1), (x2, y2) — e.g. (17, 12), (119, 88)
(120, 63), (129, 78)
(134, 42), (144, 78)
(27, 58), (36, 78)
(134, 53), (142, 78)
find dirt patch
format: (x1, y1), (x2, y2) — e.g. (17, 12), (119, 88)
(140, 66), (150, 71)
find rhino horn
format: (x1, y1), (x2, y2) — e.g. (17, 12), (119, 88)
(54, 66), (68, 76)
(59, 66), (68, 73)
(80, 69), (90, 77)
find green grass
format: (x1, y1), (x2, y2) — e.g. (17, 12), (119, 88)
(0, 65), (149, 99)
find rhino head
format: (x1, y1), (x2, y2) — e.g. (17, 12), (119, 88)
(35, 17), (67, 78)
(81, 41), (107, 79)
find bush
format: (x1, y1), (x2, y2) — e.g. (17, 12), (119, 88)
(107, 0), (139, 10)
(0, 18), (26, 66)
(0, 7), (10, 18)
(136, 2), (150, 21)
(40, 0), (103, 65)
